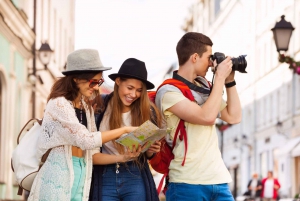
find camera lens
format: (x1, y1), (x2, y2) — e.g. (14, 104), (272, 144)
(232, 55), (247, 73)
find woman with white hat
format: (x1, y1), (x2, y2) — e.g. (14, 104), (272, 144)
(89, 58), (163, 201)
(28, 49), (140, 201)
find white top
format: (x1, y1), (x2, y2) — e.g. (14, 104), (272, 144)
(250, 179), (258, 197)
(101, 103), (131, 155)
(28, 97), (102, 201)
(264, 179), (274, 198)
(155, 82), (231, 184)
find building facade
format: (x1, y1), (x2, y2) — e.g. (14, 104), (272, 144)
(183, 0), (300, 198)
(0, 0), (75, 200)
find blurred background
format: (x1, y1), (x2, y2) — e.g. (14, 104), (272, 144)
(0, 0), (300, 200)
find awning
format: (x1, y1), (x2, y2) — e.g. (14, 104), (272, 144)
(276, 136), (300, 157)
(292, 141), (300, 157)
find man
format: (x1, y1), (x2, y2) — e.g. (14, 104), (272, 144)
(244, 173), (262, 201)
(155, 32), (242, 200)
(261, 171), (280, 201)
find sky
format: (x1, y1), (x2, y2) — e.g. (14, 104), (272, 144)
(75, 0), (195, 87)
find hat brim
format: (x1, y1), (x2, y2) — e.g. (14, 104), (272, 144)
(109, 73), (155, 90)
(62, 67), (112, 75)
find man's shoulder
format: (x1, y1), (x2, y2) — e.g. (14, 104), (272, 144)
(157, 84), (182, 94)
(156, 85), (185, 101)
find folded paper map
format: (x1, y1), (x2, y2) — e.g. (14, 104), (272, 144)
(116, 120), (172, 152)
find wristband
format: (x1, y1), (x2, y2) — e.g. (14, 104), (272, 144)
(225, 80), (236, 88)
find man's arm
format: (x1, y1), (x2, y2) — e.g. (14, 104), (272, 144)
(220, 71), (242, 124)
(168, 57), (233, 125)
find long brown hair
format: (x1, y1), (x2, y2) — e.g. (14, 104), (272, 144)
(108, 77), (163, 154)
(47, 73), (101, 103)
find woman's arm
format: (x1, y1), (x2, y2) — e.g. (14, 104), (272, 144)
(93, 145), (142, 165)
(93, 153), (127, 164)
(101, 126), (137, 143)
(43, 98), (137, 150)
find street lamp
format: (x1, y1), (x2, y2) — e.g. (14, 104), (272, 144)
(276, 121), (288, 138)
(271, 15), (294, 52)
(271, 15), (300, 75)
(37, 42), (53, 69)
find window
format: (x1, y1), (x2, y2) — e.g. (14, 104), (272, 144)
(273, 148), (279, 177)
(260, 151), (268, 178)
(214, 0), (221, 16)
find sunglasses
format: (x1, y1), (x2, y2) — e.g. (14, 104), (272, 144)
(88, 78), (105, 88)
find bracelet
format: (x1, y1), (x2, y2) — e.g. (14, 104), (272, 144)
(225, 80), (236, 88)
(147, 153), (156, 160)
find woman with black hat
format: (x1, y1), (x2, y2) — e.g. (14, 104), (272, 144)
(28, 49), (139, 201)
(90, 58), (163, 201)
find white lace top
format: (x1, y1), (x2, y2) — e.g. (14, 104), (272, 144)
(28, 97), (102, 201)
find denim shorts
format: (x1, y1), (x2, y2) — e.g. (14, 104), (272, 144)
(101, 161), (146, 201)
(166, 182), (234, 201)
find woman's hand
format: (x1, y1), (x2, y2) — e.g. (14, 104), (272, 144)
(124, 126), (138, 134)
(146, 141), (161, 159)
(122, 144), (142, 162)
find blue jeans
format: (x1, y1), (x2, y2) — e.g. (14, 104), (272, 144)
(71, 156), (86, 201)
(166, 182), (234, 201)
(102, 161), (146, 201)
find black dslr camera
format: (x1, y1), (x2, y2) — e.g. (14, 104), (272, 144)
(210, 52), (247, 73)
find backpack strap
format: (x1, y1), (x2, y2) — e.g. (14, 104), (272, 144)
(156, 78), (195, 167)
(17, 118), (42, 144)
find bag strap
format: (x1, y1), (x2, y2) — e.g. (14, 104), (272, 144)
(156, 78), (195, 167)
(17, 118), (42, 144)
(172, 71), (210, 94)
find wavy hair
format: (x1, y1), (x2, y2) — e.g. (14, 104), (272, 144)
(47, 73), (101, 105)
(108, 77), (163, 155)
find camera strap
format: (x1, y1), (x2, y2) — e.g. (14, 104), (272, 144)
(172, 71), (210, 95)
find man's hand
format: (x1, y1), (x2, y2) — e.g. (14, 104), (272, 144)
(214, 56), (232, 82)
(225, 70), (235, 83)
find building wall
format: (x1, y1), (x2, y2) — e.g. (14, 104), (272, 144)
(183, 0), (300, 198)
(0, 0), (75, 200)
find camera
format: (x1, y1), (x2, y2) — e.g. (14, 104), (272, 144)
(210, 52), (247, 73)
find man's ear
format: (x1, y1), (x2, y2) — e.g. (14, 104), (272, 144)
(191, 53), (198, 63)
(73, 78), (77, 83)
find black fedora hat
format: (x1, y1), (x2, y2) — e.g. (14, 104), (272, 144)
(109, 58), (155, 89)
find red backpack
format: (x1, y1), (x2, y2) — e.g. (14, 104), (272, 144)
(148, 78), (195, 194)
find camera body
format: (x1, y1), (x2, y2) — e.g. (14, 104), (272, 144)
(210, 52), (247, 73)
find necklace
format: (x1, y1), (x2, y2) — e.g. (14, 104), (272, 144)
(74, 98), (83, 124)
(79, 101), (83, 124)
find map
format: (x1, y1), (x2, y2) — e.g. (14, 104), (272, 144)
(115, 120), (172, 152)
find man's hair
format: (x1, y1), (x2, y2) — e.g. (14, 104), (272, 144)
(176, 32), (213, 66)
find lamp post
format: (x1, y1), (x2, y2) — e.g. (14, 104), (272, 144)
(31, 0), (54, 117)
(30, 42), (53, 117)
(271, 15), (300, 75)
